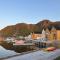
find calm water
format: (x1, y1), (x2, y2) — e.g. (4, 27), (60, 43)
(0, 45), (18, 58)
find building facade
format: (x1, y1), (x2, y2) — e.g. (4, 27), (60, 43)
(31, 27), (60, 41)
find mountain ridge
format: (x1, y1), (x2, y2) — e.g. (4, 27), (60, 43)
(0, 19), (60, 37)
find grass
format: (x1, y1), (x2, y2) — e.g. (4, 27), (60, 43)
(54, 56), (60, 60)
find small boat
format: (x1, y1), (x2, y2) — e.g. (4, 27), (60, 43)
(45, 47), (56, 51)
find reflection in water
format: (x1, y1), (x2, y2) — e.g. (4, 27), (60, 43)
(0, 41), (13, 50)
(13, 45), (34, 53)
(0, 41), (34, 58)
(0, 45), (18, 58)
(1, 41), (34, 53)
(0, 42), (32, 58)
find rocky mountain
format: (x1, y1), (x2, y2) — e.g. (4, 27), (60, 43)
(0, 19), (60, 37)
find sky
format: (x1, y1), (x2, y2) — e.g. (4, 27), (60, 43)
(0, 0), (60, 29)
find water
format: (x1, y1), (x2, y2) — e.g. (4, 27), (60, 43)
(0, 45), (18, 58)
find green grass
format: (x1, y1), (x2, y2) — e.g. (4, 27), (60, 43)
(54, 56), (60, 60)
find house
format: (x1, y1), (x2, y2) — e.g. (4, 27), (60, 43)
(47, 27), (60, 41)
(13, 40), (25, 45)
(5, 37), (15, 43)
(31, 33), (42, 40)
(29, 27), (60, 48)
(30, 29), (46, 41)
(0, 33), (5, 42)
(56, 30), (60, 40)
(13, 39), (35, 49)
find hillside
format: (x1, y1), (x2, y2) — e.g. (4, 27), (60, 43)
(0, 19), (60, 37)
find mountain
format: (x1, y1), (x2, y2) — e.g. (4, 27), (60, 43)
(0, 23), (36, 37)
(0, 19), (60, 37)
